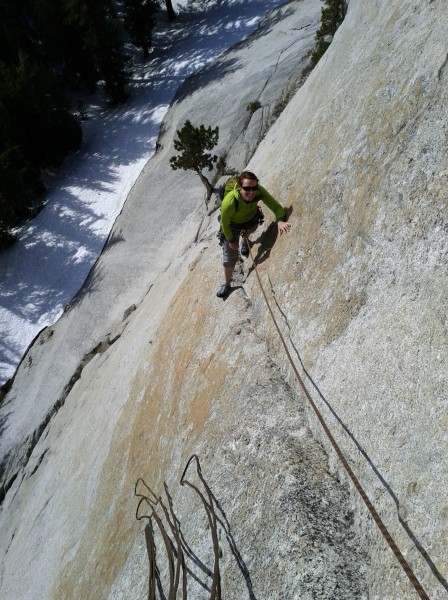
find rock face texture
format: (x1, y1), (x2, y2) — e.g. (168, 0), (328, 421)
(0, 0), (447, 599)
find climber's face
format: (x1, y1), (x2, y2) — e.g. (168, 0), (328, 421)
(239, 178), (259, 202)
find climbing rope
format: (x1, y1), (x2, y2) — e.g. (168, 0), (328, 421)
(245, 236), (430, 600)
(135, 457), (224, 600)
(180, 455), (222, 600)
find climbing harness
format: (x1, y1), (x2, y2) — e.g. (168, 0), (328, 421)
(244, 238), (430, 600)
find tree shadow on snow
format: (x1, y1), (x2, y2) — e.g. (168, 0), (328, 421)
(170, 3), (295, 104)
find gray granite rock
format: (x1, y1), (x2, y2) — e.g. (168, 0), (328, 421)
(1, 0), (447, 599)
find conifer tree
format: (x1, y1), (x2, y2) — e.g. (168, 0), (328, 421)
(63, 0), (129, 103)
(311, 0), (347, 65)
(0, 147), (41, 248)
(169, 120), (219, 199)
(123, 0), (160, 58)
(1, 52), (82, 168)
(0, 52), (82, 244)
(164, 0), (176, 21)
(0, 0), (26, 63)
(0, 0), (129, 243)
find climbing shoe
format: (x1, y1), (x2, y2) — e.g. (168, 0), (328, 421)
(216, 284), (231, 298)
(240, 239), (249, 258)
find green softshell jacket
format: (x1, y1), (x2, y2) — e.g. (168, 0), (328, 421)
(220, 184), (285, 241)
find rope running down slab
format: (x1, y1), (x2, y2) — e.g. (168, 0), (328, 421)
(245, 237), (430, 600)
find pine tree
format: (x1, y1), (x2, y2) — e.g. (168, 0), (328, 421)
(0, 147), (41, 248)
(63, 0), (129, 103)
(164, 0), (176, 21)
(0, 0), (129, 101)
(123, 0), (160, 58)
(0, 52), (82, 243)
(169, 120), (219, 199)
(0, 0), (25, 63)
(0, 0), (130, 243)
(310, 0), (347, 65)
(0, 52), (82, 168)
(30, 0), (88, 88)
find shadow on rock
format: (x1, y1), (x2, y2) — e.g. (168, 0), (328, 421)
(136, 454), (258, 599)
(250, 205), (293, 270)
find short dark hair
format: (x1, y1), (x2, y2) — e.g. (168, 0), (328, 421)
(238, 171), (258, 187)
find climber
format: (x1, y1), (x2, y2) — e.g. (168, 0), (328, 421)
(216, 170), (290, 298)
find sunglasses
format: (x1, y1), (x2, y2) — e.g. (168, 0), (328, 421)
(241, 185), (258, 192)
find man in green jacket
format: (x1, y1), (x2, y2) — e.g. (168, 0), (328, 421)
(217, 170), (291, 298)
